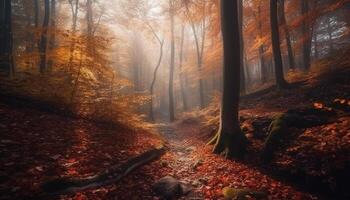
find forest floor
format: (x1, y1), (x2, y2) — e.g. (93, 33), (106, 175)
(0, 102), (318, 200)
(0, 65), (349, 200)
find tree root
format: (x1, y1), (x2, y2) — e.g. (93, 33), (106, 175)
(42, 145), (166, 195)
(211, 128), (248, 160)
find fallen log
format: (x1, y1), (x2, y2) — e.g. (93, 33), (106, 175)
(42, 145), (166, 195)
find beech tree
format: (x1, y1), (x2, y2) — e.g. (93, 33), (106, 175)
(39, 0), (50, 73)
(279, 0), (295, 70)
(168, 0), (175, 122)
(47, 0), (56, 70)
(184, 0), (206, 108)
(270, 0), (288, 88)
(210, 0), (247, 159)
(149, 25), (164, 121)
(300, 0), (313, 70)
(179, 25), (188, 111)
(0, 0), (14, 76)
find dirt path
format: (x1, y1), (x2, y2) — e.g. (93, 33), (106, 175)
(156, 124), (204, 199)
(154, 123), (319, 200)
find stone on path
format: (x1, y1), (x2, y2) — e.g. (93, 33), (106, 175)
(153, 176), (192, 200)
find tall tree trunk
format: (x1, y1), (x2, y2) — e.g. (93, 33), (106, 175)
(210, 0), (247, 159)
(314, 29), (319, 59)
(47, 0), (56, 71)
(279, 0), (295, 70)
(148, 23), (164, 121)
(186, 2), (206, 109)
(179, 25), (188, 111)
(301, 0), (311, 70)
(68, 0), (79, 71)
(39, 0), (50, 73)
(239, 0), (246, 94)
(271, 0), (288, 88)
(327, 17), (334, 53)
(34, 0), (40, 50)
(168, 0), (175, 122)
(86, 0), (94, 57)
(0, 0), (14, 76)
(257, 3), (267, 83)
(244, 52), (251, 87)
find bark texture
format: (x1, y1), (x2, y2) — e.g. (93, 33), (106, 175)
(212, 0), (247, 159)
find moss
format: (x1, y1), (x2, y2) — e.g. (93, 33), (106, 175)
(262, 114), (290, 162)
(223, 187), (268, 200)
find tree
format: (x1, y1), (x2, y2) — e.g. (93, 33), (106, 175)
(149, 24), (164, 121)
(270, 0), (288, 88)
(179, 25), (188, 111)
(168, 0), (175, 122)
(48, 0), (56, 71)
(301, 0), (312, 70)
(34, 0), (40, 50)
(184, 0), (206, 109)
(257, 1), (268, 83)
(279, 0), (295, 70)
(239, 0), (246, 94)
(210, 0), (247, 159)
(0, 0), (14, 77)
(68, 0), (79, 71)
(39, 0), (50, 73)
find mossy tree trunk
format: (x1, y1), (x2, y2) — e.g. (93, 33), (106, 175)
(210, 0), (247, 159)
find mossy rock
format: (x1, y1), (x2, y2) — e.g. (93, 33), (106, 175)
(223, 187), (268, 200)
(262, 114), (294, 162)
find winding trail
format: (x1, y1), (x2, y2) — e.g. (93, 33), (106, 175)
(156, 124), (205, 199)
(153, 122), (319, 200)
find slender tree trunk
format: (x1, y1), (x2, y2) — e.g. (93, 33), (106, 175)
(68, 0), (79, 71)
(70, 45), (84, 107)
(314, 30), (319, 59)
(327, 17), (334, 53)
(39, 0), (50, 73)
(0, 0), (14, 76)
(244, 52), (251, 87)
(210, 0), (247, 159)
(186, 3), (205, 109)
(168, 0), (175, 122)
(179, 25), (188, 111)
(86, 0), (94, 57)
(257, 3), (267, 83)
(48, 0), (56, 71)
(301, 0), (311, 70)
(271, 0), (288, 88)
(148, 24), (164, 121)
(34, 0), (40, 50)
(238, 0), (246, 94)
(279, 0), (295, 70)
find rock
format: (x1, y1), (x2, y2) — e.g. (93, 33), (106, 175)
(153, 176), (191, 200)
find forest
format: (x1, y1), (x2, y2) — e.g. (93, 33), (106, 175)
(0, 0), (349, 199)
